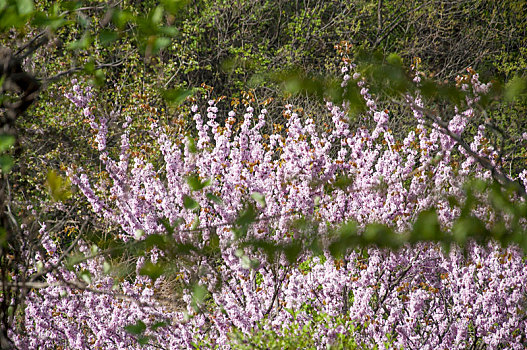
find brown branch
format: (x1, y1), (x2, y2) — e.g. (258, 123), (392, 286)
(411, 102), (527, 198)
(15, 31), (47, 58)
(377, 0), (383, 36)
(0, 48), (41, 124)
(42, 60), (124, 83)
(29, 219), (88, 283)
(373, 2), (431, 48)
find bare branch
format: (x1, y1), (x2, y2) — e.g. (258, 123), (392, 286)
(42, 60), (124, 83)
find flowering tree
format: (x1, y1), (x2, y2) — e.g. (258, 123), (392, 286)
(10, 59), (527, 349)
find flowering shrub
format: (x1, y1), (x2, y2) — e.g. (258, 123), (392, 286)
(12, 65), (527, 349)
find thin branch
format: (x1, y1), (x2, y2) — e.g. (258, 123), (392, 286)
(373, 2), (431, 48)
(377, 0), (383, 36)
(41, 60), (124, 83)
(29, 220), (88, 282)
(14, 32), (47, 57)
(411, 102), (527, 198)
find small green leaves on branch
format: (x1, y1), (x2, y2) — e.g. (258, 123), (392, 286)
(183, 195), (199, 211)
(161, 87), (195, 106)
(186, 174), (211, 191)
(0, 134), (15, 173)
(46, 170), (72, 202)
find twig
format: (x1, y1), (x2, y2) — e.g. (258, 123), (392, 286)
(42, 60), (124, 83)
(29, 220), (88, 282)
(411, 103), (527, 198)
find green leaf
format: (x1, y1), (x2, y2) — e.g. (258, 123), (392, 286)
(160, 0), (189, 14)
(61, 1), (82, 11)
(90, 244), (98, 255)
(139, 261), (164, 282)
(447, 195), (460, 207)
(452, 216), (489, 246)
(112, 9), (134, 29)
(248, 73), (265, 88)
(234, 203), (257, 239)
(183, 195), (199, 210)
(411, 209), (441, 242)
(191, 284), (208, 308)
(125, 320), (147, 335)
(206, 231), (220, 251)
(343, 84), (366, 115)
(32, 11), (66, 30)
(186, 175), (201, 191)
(386, 53), (402, 66)
(334, 175), (353, 190)
(284, 243), (302, 264)
(491, 221), (507, 243)
(150, 321), (167, 330)
(329, 244), (340, 259)
(158, 25), (178, 37)
(490, 183), (514, 214)
(77, 11), (89, 28)
(93, 69), (106, 86)
(67, 33), (92, 50)
(150, 6), (163, 25)
(363, 224), (396, 247)
(251, 192), (266, 207)
(246, 239), (278, 260)
(0, 155), (14, 173)
(206, 192), (223, 204)
(143, 234), (168, 249)
(46, 169), (72, 202)
(103, 261), (111, 274)
(190, 213), (200, 230)
(329, 221), (358, 257)
(161, 87), (194, 105)
(173, 242), (195, 254)
(240, 255), (252, 269)
(420, 80), (438, 99)
(186, 174), (211, 191)
(160, 217), (183, 234)
(137, 336), (150, 345)
(0, 134), (15, 152)
(65, 252), (84, 270)
(99, 29), (119, 46)
(339, 221), (358, 239)
(277, 69), (325, 101)
(504, 76), (527, 102)
(134, 229), (144, 240)
(439, 84), (464, 105)
(83, 60), (96, 74)
(0, 7), (21, 29)
(190, 285), (212, 315)
(79, 270), (92, 284)
(153, 37), (171, 53)
(16, 0), (33, 16)
(186, 136), (197, 153)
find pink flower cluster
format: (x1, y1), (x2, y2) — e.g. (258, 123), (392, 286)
(13, 70), (527, 349)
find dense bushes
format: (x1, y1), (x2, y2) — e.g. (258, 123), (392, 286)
(2, 1), (527, 348)
(10, 62), (527, 349)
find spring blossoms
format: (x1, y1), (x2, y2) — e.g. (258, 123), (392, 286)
(12, 69), (527, 349)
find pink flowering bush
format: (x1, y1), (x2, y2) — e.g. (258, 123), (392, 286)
(12, 64), (527, 349)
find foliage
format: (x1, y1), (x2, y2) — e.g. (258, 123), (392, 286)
(1, 1), (527, 349)
(228, 310), (366, 349)
(8, 62), (527, 349)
